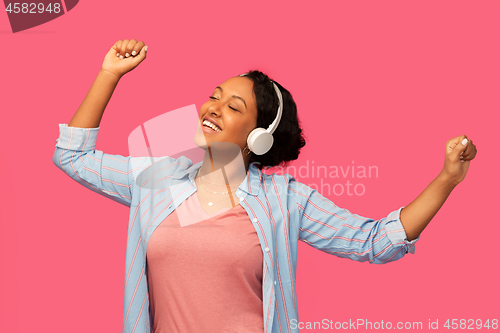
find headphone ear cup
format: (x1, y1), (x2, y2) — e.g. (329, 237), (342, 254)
(247, 128), (274, 155)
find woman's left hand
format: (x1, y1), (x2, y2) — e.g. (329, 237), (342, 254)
(439, 134), (477, 186)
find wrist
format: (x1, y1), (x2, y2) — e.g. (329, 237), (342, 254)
(99, 68), (122, 82)
(437, 171), (460, 188)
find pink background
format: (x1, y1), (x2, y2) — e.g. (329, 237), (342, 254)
(1, 0), (499, 331)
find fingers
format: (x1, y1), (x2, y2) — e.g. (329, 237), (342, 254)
(113, 40), (121, 58)
(446, 134), (467, 161)
(459, 134), (468, 162)
(115, 40), (125, 59)
(131, 41), (145, 57)
(124, 39), (137, 58)
(459, 138), (477, 162)
(135, 44), (148, 62)
(446, 134), (478, 164)
(115, 39), (131, 59)
(114, 39), (146, 59)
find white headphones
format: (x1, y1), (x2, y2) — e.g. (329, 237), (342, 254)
(239, 73), (283, 155)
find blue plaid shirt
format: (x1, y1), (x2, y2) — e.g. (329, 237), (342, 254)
(53, 124), (419, 333)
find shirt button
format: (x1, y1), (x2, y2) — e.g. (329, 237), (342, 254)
(253, 218), (258, 223)
(274, 281), (277, 285)
(265, 247), (270, 252)
(239, 196), (244, 201)
(168, 205), (172, 209)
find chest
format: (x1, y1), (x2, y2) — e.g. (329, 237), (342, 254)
(195, 178), (244, 215)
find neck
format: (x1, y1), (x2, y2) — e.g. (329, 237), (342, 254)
(198, 143), (250, 186)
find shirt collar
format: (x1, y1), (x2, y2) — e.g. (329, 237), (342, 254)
(236, 162), (262, 196)
(175, 161), (262, 197)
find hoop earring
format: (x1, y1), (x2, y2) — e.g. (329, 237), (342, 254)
(243, 145), (252, 155)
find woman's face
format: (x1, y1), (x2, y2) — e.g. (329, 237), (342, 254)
(194, 76), (258, 152)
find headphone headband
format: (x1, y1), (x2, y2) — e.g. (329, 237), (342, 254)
(267, 80), (283, 135)
(239, 73), (283, 135)
(238, 72), (283, 155)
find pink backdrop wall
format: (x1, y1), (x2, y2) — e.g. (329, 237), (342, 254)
(1, 0), (499, 331)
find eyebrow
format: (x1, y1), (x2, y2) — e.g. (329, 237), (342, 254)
(215, 86), (247, 109)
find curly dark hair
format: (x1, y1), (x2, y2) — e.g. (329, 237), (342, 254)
(240, 70), (306, 170)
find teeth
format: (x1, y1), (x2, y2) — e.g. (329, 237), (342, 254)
(202, 120), (222, 132)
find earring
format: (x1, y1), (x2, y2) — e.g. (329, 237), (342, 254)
(243, 145), (251, 155)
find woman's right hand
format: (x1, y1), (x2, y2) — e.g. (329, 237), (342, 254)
(101, 39), (148, 79)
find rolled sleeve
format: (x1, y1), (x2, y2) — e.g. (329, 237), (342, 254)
(55, 123), (100, 151)
(52, 123), (134, 207)
(384, 206), (420, 254)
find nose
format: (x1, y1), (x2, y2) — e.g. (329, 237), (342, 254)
(207, 100), (222, 116)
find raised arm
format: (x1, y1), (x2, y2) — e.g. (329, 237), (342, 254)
(68, 39), (148, 128)
(68, 70), (120, 128)
(52, 39), (150, 207)
(400, 135), (478, 241)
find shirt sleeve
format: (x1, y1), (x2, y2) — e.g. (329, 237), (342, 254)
(52, 124), (136, 207)
(290, 180), (419, 264)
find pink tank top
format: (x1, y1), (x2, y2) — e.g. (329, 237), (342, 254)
(146, 193), (264, 333)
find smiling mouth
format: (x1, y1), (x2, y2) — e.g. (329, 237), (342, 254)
(202, 119), (222, 132)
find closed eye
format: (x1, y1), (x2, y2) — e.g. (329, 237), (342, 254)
(208, 96), (239, 111)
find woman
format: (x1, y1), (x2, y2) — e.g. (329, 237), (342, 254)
(52, 39), (477, 333)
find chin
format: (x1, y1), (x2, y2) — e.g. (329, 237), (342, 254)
(193, 130), (209, 149)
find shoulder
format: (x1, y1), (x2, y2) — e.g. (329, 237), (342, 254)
(260, 170), (314, 199)
(130, 155), (195, 185)
(258, 169), (293, 187)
